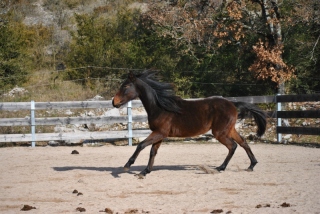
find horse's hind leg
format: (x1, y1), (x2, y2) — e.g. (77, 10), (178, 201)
(215, 135), (238, 171)
(230, 128), (258, 171)
(136, 141), (162, 179)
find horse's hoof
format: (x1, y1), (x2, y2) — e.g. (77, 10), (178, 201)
(123, 167), (130, 172)
(215, 167), (224, 172)
(246, 168), (254, 172)
(134, 174), (146, 179)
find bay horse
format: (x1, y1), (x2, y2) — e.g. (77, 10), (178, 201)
(112, 70), (267, 178)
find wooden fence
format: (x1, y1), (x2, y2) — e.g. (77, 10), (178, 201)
(276, 94), (320, 142)
(0, 94), (319, 146)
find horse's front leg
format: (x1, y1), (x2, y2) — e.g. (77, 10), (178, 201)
(135, 141), (162, 179)
(123, 132), (164, 172)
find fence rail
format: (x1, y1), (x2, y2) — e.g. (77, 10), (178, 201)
(0, 94), (319, 146)
(276, 94), (320, 138)
(0, 130), (152, 143)
(0, 100), (145, 111)
(0, 115), (148, 126)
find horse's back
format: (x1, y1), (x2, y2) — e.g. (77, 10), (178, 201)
(166, 97), (237, 137)
(182, 97), (237, 115)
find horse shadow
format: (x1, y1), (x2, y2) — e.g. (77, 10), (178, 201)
(52, 165), (213, 178)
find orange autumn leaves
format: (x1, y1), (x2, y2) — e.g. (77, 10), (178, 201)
(249, 40), (295, 84)
(213, 1), (245, 47)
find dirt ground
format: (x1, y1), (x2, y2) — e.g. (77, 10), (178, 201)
(0, 143), (319, 214)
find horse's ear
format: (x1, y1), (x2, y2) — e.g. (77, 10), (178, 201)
(128, 71), (136, 82)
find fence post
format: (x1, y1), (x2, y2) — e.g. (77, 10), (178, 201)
(127, 101), (132, 146)
(276, 94), (282, 143)
(31, 100), (36, 147)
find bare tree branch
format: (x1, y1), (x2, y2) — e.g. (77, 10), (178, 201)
(310, 34), (320, 62)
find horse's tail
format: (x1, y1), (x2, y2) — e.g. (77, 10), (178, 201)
(232, 102), (267, 137)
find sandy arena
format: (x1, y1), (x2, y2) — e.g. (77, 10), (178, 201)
(0, 143), (319, 213)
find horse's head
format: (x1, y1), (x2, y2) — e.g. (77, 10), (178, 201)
(112, 71), (139, 108)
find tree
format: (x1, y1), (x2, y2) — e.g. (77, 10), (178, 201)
(65, 8), (181, 89)
(0, 4), (54, 91)
(281, 0), (320, 93)
(0, 15), (30, 90)
(144, 0), (295, 94)
(247, 0), (294, 91)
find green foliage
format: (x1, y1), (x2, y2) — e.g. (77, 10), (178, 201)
(283, 25), (320, 93)
(63, 0), (81, 9)
(1, 0), (319, 98)
(65, 8), (181, 87)
(281, 0), (320, 93)
(0, 10), (55, 92)
(0, 16), (30, 90)
(43, 0), (65, 11)
(172, 44), (277, 97)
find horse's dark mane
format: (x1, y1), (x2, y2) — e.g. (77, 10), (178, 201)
(136, 70), (182, 113)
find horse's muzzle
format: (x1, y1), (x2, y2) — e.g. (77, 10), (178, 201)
(112, 98), (121, 108)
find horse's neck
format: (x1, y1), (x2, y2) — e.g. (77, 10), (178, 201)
(134, 79), (161, 116)
(139, 92), (162, 117)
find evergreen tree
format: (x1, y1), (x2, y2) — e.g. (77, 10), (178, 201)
(0, 15), (30, 90)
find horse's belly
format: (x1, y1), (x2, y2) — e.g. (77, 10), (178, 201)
(168, 124), (211, 137)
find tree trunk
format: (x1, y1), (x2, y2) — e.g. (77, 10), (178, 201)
(260, 0), (282, 45)
(259, 0), (285, 92)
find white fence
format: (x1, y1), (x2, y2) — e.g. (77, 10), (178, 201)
(0, 100), (151, 146)
(2, 95), (293, 146)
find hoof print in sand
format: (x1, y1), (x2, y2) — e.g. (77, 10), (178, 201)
(21, 205), (36, 211)
(280, 202), (291, 207)
(76, 207), (86, 212)
(99, 208), (113, 213)
(210, 209), (223, 213)
(71, 150), (79, 154)
(256, 204), (270, 208)
(124, 209), (139, 214)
